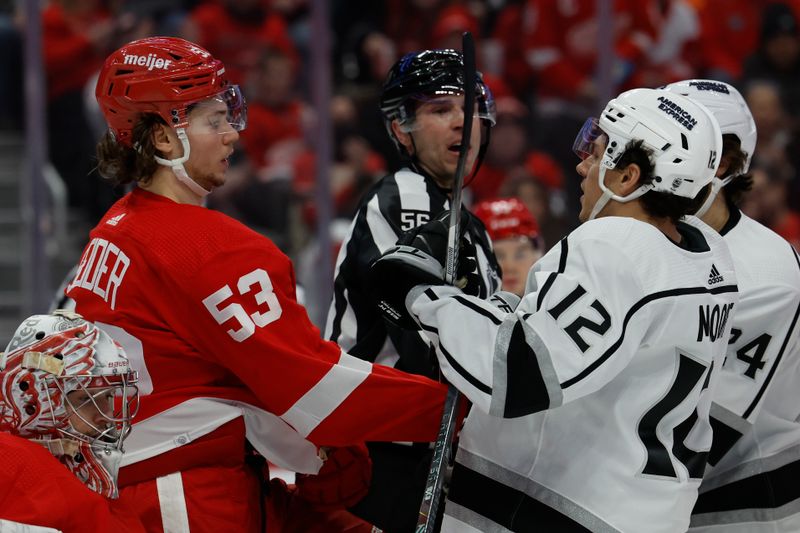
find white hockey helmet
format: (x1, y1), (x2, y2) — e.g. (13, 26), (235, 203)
(0, 311), (139, 498)
(660, 79), (757, 216)
(574, 88), (723, 220)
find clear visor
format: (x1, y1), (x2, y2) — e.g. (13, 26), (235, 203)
(187, 84), (248, 134)
(55, 371), (139, 450)
(573, 117), (608, 161)
(398, 90), (496, 133)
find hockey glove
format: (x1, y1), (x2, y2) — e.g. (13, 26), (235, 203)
(368, 210), (480, 330)
(294, 444), (372, 511)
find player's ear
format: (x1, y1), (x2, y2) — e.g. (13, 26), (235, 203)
(152, 123), (177, 156)
(618, 163), (642, 195)
(716, 154), (731, 178)
(391, 120), (414, 155)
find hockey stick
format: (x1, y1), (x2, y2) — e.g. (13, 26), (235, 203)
(416, 31), (476, 533)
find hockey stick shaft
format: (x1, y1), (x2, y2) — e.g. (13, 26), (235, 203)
(417, 31), (476, 533)
(444, 33), (476, 285)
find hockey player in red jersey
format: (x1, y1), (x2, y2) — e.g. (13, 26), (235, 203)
(0, 311), (143, 532)
(65, 36), (451, 532)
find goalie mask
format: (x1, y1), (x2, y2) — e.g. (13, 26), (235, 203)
(660, 79), (757, 217)
(95, 36), (247, 197)
(573, 88), (723, 220)
(0, 311), (139, 498)
(380, 49), (496, 179)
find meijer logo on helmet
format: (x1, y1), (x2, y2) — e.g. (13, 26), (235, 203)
(123, 53), (172, 70)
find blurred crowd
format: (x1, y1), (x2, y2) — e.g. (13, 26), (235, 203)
(1, 0), (799, 261)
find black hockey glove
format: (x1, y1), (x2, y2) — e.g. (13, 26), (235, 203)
(368, 210), (481, 330)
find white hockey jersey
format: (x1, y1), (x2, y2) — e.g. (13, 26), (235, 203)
(407, 216), (739, 533)
(689, 210), (800, 532)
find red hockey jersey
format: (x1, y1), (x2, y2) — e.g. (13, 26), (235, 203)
(65, 188), (448, 479)
(0, 433), (145, 532)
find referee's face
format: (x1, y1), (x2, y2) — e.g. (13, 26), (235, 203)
(400, 95), (482, 188)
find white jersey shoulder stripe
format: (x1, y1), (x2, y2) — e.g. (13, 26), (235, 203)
(395, 170), (431, 212)
(365, 193), (400, 254)
(281, 349), (372, 437)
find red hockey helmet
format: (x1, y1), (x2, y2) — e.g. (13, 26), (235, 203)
(474, 198), (540, 242)
(95, 36), (245, 146)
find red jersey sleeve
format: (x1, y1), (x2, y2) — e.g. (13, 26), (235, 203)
(171, 239), (448, 447)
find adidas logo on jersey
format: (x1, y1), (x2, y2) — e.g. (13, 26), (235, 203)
(708, 263), (724, 285)
(106, 213), (126, 226)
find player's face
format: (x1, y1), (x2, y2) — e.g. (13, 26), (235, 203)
(400, 95), (482, 187)
(494, 236), (541, 296)
(67, 388), (114, 438)
(183, 96), (240, 191)
(576, 134), (608, 223)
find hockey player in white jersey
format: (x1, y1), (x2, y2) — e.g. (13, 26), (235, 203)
(370, 88), (737, 532)
(662, 79), (800, 532)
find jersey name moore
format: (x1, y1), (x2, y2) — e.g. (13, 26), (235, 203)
(697, 302), (734, 342)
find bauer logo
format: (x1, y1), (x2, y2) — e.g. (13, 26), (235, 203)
(123, 53), (173, 70)
(656, 96), (697, 130)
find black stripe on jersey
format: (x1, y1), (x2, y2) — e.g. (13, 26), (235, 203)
(536, 238), (569, 311)
(562, 284), (738, 389)
(419, 322), (492, 395)
(706, 415), (744, 467)
(504, 321), (551, 417)
(448, 462), (593, 532)
(453, 295), (502, 325)
(743, 244), (800, 419)
(329, 278), (348, 343)
(424, 287), (439, 301)
(548, 285), (587, 320)
(693, 457), (800, 514)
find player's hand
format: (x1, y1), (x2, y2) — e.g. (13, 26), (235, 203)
(294, 444), (372, 511)
(398, 209), (480, 294)
(368, 210), (478, 329)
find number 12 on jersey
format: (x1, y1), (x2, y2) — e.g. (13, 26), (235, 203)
(202, 268), (283, 342)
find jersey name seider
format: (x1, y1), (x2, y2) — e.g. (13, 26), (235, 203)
(67, 237), (130, 310)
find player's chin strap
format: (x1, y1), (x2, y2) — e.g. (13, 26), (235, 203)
(694, 175), (733, 218)
(153, 128), (211, 198)
(588, 165), (654, 220)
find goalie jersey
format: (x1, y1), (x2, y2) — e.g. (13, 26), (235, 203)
(407, 216), (738, 533)
(689, 209), (800, 532)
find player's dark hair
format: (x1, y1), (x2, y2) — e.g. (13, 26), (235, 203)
(719, 134), (752, 206)
(96, 114), (164, 187)
(616, 139), (697, 223)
